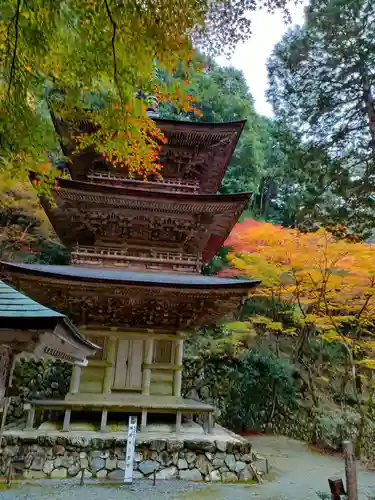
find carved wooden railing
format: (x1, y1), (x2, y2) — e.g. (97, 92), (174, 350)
(71, 246), (202, 273)
(87, 171), (199, 194)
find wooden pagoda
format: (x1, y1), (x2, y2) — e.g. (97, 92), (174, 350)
(1, 114), (259, 433)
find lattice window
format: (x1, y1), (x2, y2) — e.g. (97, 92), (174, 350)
(153, 340), (173, 364)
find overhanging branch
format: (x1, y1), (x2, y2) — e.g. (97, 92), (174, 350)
(7, 0), (21, 100)
(104, 0), (122, 100)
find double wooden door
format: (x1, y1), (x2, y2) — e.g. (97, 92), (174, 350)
(112, 338), (144, 391)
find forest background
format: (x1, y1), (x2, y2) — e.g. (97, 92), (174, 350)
(1, 0), (375, 460)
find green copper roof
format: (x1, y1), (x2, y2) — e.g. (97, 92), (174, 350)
(0, 280), (64, 318)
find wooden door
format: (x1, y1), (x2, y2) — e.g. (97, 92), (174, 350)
(112, 339), (144, 391)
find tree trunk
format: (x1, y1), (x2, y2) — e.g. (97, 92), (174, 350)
(362, 79), (375, 168)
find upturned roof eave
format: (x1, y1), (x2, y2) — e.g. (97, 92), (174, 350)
(0, 280), (100, 353)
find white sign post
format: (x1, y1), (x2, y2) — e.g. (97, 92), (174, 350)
(124, 416), (137, 484)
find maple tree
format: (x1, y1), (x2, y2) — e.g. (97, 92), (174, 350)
(0, 0), (292, 195)
(224, 219), (375, 453)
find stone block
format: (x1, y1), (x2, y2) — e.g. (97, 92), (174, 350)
(4, 446), (19, 457)
(235, 461), (246, 473)
(53, 445), (65, 456)
(42, 460), (55, 475)
(118, 460), (125, 470)
(158, 450), (175, 466)
(91, 457), (105, 472)
(105, 457), (117, 470)
(196, 455), (210, 476)
(177, 458), (188, 470)
(96, 469), (109, 479)
(208, 469), (221, 481)
(226, 442), (236, 454)
(74, 469), (92, 479)
(156, 466), (177, 479)
(239, 465), (253, 481)
(222, 471), (237, 482)
(215, 441), (227, 453)
(30, 455), (45, 471)
(23, 470), (47, 480)
(166, 440), (184, 453)
(68, 464), (81, 476)
(241, 454), (252, 463)
(138, 460), (159, 475)
(80, 457), (89, 469)
(184, 440), (216, 453)
(115, 447), (125, 459)
(50, 467), (68, 479)
(133, 471), (144, 480)
(134, 451), (143, 462)
(205, 452), (213, 461)
(185, 451), (196, 466)
(224, 454), (236, 471)
(179, 468), (202, 481)
(61, 454), (74, 468)
(219, 466), (229, 473)
(150, 440), (166, 452)
(24, 452), (34, 469)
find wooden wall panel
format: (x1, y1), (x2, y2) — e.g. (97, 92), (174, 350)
(80, 366), (105, 393)
(150, 369), (174, 395)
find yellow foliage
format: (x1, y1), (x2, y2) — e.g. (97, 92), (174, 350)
(225, 220), (375, 359)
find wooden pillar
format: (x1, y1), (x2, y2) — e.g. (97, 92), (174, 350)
(344, 440), (358, 500)
(176, 411), (182, 434)
(173, 339), (183, 397)
(100, 409), (108, 433)
(103, 337), (116, 394)
(25, 405), (35, 430)
(142, 338), (154, 396)
(141, 409), (147, 432)
(69, 365), (81, 394)
(63, 408), (71, 432)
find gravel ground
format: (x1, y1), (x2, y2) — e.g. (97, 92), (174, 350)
(2, 435), (375, 500)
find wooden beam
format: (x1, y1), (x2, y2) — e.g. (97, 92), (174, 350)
(103, 337), (116, 394)
(144, 363), (183, 371)
(173, 339), (184, 397)
(142, 338), (153, 396)
(81, 328), (184, 341)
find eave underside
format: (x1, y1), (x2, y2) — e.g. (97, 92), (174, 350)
(40, 183), (250, 268)
(1, 266), (257, 332)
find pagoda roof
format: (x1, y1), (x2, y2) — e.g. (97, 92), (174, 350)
(53, 114), (245, 194)
(40, 177), (250, 263)
(1, 263), (258, 289)
(0, 280), (99, 365)
(1, 262), (259, 331)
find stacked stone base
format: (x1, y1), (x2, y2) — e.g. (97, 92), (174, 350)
(0, 435), (254, 482)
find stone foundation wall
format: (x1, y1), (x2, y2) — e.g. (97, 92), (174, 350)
(0, 435), (254, 482)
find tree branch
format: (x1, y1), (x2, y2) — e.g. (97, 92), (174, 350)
(8, 0), (21, 100)
(104, 0), (121, 100)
